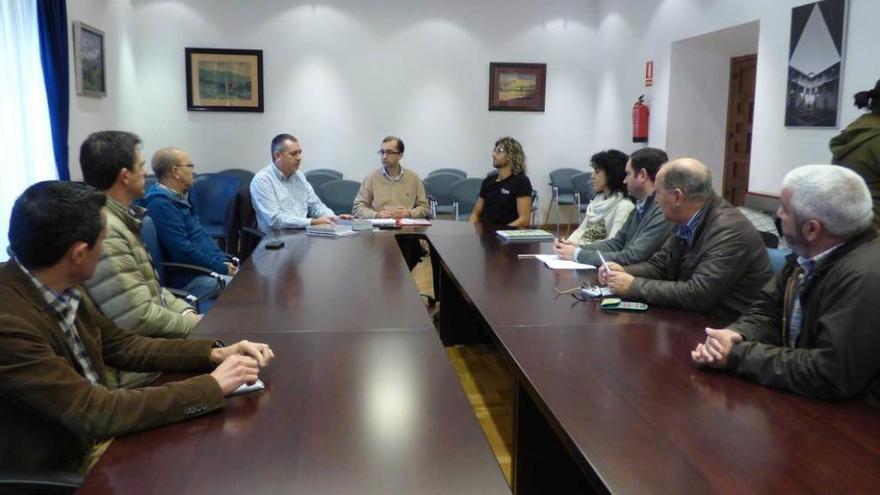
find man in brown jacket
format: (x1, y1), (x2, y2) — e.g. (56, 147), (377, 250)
(0, 181), (274, 473)
(600, 158), (772, 326)
(692, 165), (880, 403)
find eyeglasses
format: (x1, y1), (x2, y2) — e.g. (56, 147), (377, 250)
(492, 147), (506, 154)
(175, 162), (195, 169)
(377, 150), (401, 156)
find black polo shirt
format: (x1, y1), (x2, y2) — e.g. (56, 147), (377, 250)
(478, 172), (532, 225)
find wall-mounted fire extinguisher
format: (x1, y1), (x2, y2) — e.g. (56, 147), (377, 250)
(632, 95), (649, 143)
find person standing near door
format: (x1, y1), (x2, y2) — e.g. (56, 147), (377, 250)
(830, 78), (880, 229)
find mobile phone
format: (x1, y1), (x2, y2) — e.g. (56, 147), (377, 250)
(600, 298), (648, 311)
(264, 240), (285, 250)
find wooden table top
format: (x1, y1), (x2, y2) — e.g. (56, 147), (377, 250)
(79, 331), (511, 495)
(80, 220), (880, 494)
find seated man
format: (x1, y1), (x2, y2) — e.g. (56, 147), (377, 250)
(80, 132), (200, 344)
(251, 133), (350, 232)
(142, 147), (238, 306)
(555, 147), (672, 266)
(692, 165), (880, 403)
(0, 181), (273, 472)
(469, 137), (533, 227)
(599, 158), (772, 326)
(352, 136), (429, 219)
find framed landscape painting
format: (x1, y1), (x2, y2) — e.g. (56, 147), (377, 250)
(73, 21), (106, 97)
(185, 48), (264, 112)
(489, 62), (546, 112)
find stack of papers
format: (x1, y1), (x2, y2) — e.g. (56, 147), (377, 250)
(496, 229), (555, 242)
(306, 224), (357, 237)
(534, 254), (595, 270)
(397, 218), (431, 226)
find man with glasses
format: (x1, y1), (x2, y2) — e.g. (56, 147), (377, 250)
(251, 133), (350, 232)
(469, 137), (533, 227)
(691, 165), (880, 403)
(352, 136), (429, 219)
(142, 147), (237, 308)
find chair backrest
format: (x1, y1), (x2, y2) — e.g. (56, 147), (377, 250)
(305, 172), (342, 201)
(451, 178), (484, 219)
(549, 168), (583, 195)
(319, 179), (361, 215)
(423, 173), (463, 206)
(306, 168), (343, 180)
(767, 247), (791, 276)
(223, 185), (262, 260)
(140, 215), (166, 285)
(570, 172), (595, 206)
(190, 173), (241, 231)
(428, 168), (466, 178)
(218, 168), (256, 189)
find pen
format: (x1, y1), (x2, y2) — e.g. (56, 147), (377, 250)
(596, 250), (610, 273)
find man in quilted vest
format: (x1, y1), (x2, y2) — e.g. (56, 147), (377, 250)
(80, 131), (200, 387)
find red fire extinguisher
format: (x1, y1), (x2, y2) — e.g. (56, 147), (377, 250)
(632, 95), (649, 143)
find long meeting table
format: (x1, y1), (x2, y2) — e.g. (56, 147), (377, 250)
(80, 221), (880, 494)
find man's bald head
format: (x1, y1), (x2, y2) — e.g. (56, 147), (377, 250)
(657, 158), (714, 202)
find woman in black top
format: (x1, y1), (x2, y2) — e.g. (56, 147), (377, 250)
(469, 137), (533, 227)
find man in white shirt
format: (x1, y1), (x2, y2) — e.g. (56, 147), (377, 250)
(250, 133), (350, 232)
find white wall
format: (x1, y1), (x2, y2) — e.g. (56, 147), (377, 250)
(67, 0), (880, 205)
(68, 0), (599, 217)
(666, 21), (759, 193)
(594, 0), (880, 196)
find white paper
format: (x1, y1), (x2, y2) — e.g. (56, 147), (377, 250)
(230, 379), (265, 396)
(534, 254), (596, 270)
(368, 219), (397, 225)
(397, 218), (431, 226)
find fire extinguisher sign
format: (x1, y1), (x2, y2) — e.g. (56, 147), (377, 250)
(645, 61), (654, 87)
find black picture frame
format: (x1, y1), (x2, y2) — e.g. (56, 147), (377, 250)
(185, 47), (264, 112)
(488, 62), (547, 112)
(784, 0), (847, 127)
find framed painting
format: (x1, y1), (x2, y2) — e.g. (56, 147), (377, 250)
(784, 0), (847, 127)
(73, 21), (106, 97)
(185, 48), (264, 112)
(488, 62), (546, 112)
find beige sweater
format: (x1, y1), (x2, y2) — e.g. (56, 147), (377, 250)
(352, 168), (429, 218)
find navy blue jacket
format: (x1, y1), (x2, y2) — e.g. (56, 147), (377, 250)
(143, 184), (229, 288)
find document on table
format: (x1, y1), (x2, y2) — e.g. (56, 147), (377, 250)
(230, 379), (265, 397)
(369, 219), (397, 226)
(397, 218), (432, 226)
(534, 254), (596, 270)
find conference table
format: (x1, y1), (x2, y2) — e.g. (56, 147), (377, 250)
(80, 221), (880, 494)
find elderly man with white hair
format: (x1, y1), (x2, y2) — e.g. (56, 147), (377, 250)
(691, 164), (880, 404)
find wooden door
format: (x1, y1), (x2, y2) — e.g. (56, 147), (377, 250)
(722, 54), (757, 206)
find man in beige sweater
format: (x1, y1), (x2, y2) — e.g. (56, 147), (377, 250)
(352, 136), (429, 219)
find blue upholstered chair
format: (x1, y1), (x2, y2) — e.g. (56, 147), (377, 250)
(423, 173), (463, 218)
(319, 179), (361, 215)
(570, 172), (596, 217)
(428, 168), (467, 179)
(306, 168), (343, 180)
(451, 178), (484, 221)
(189, 173), (241, 245)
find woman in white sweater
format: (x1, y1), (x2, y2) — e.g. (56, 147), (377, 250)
(566, 149), (634, 245)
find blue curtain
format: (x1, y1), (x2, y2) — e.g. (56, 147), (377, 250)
(36, 0), (69, 180)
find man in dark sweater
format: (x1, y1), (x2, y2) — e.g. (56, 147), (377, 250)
(554, 147), (672, 266)
(0, 181), (273, 472)
(692, 165), (880, 404)
(143, 146), (238, 305)
(599, 158), (772, 326)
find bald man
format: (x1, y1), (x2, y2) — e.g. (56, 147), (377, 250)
(598, 158), (772, 326)
(143, 147), (237, 308)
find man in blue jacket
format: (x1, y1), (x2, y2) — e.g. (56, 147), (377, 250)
(143, 147), (237, 306)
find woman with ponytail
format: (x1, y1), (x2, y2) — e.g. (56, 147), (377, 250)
(830, 79), (880, 228)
